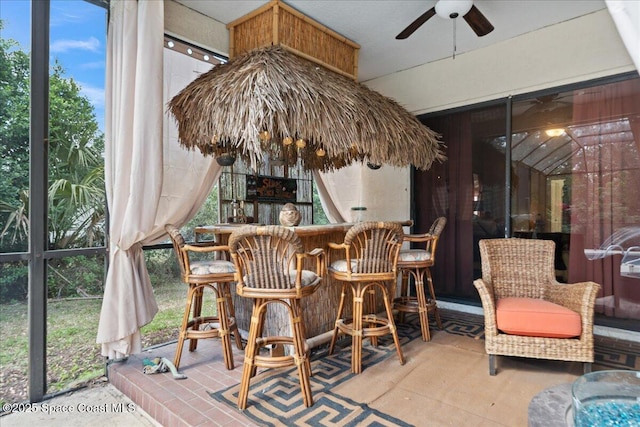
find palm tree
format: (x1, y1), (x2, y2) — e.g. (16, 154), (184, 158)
(0, 29), (106, 300)
(0, 34), (105, 251)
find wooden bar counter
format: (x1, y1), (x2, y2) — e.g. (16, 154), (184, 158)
(194, 223), (358, 343)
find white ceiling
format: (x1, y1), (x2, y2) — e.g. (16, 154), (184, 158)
(175, 0), (606, 82)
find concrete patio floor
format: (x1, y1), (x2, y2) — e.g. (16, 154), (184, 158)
(1, 380), (160, 427)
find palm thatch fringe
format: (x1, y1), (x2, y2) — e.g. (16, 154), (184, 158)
(169, 45), (445, 172)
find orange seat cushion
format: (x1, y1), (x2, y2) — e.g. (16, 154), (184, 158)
(496, 297), (582, 338)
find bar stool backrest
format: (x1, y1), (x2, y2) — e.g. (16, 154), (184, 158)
(426, 216), (447, 264)
(342, 221), (404, 274)
(229, 225), (306, 293)
(166, 224), (190, 279)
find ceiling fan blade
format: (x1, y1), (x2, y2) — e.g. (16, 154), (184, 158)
(396, 7), (436, 40)
(463, 5), (494, 37)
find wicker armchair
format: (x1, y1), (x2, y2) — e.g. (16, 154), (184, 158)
(394, 216), (447, 341)
(165, 224), (243, 371)
(473, 238), (600, 375)
(228, 225), (325, 409)
(327, 221), (405, 374)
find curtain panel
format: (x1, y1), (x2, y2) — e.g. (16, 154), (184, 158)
(97, 0), (164, 359)
(568, 79), (640, 319)
(97, 0), (223, 359)
(415, 113), (476, 299)
(314, 165), (362, 223)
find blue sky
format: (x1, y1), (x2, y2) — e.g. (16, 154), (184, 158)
(0, 0), (108, 131)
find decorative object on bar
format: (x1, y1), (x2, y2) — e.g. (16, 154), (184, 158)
(228, 225), (325, 409)
(228, 200), (248, 223)
(350, 206), (367, 223)
(164, 225), (244, 371)
(168, 44), (445, 172)
(394, 217), (447, 341)
(473, 238), (600, 376)
(279, 203), (302, 226)
(327, 221), (405, 374)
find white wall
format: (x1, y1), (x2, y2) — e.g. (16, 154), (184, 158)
(335, 163), (411, 224)
(163, 5), (636, 224)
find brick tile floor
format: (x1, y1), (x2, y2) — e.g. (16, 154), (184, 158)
(108, 338), (260, 427)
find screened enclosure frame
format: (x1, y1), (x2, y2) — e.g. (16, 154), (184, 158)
(0, 0), (110, 403)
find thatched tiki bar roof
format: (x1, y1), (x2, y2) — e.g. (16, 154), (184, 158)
(168, 45), (445, 172)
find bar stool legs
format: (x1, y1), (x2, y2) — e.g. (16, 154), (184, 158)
(174, 281), (242, 371)
(238, 298), (313, 410)
(329, 281), (405, 374)
(424, 268), (442, 329)
(395, 266), (442, 342)
(220, 281), (244, 350)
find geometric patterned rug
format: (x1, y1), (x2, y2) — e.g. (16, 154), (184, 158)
(210, 310), (640, 427)
(210, 315), (428, 427)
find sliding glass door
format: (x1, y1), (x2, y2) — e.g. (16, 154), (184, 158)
(417, 103), (507, 299)
(510, 79), (640, 320)
(415, 75), (640, 323)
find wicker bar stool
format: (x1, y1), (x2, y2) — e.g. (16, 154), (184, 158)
(328, 221), (405, 374)
(228, 225), (325, 410)
(394, 217), (447, 341)
(166, 225), (243, 371)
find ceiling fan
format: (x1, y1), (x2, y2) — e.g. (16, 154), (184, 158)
(396, 0), (494, 40)
(524, 94), (573, 114)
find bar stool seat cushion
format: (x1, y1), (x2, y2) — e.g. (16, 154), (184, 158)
(398, 249), (432, 262)
(329, 259), (392, 273)
(190, 260), (236, 275)
(329, 259), (358, 272)
(243, 270), (320, 288)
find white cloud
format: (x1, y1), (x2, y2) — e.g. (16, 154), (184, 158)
(50, 37), (100, 53)
(77, 81), (105, 110)
(80, 61), (106, 70)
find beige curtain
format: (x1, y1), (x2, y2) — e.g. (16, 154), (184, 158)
(313, 165), (363, 223)
(97, 0), (222, 359)
(606, 0), (640, 71)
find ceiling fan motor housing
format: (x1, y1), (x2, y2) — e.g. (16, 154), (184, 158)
(435, 0), (473, 19)
(395, 0), (492, 40)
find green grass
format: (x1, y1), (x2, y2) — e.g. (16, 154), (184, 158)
(0, 276), (186, 406)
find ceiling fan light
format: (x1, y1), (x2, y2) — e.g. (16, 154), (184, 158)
(545, 128), (565, 137)
(435, 0), (473, 19)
